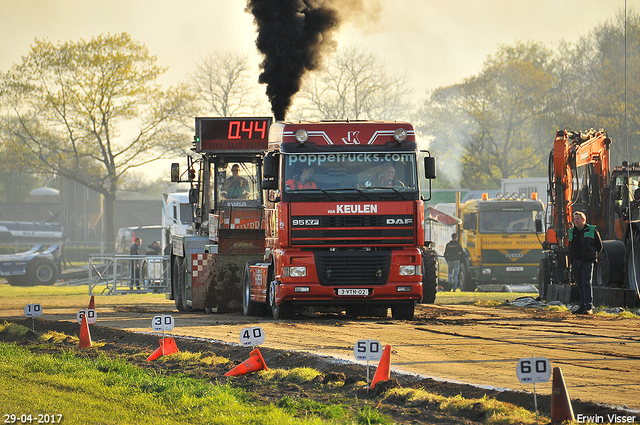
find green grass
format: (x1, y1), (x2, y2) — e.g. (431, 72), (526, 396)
(435, 291), (539, 305)
(0, 342), (328, 425)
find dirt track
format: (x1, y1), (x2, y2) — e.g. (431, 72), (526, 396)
(5, 297), (640, 415)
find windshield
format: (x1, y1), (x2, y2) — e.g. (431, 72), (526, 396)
(211, 162), (261, 208)
(283, 152), (417, 192)
(479, 209), (542, 233)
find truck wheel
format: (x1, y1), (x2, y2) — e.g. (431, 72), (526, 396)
(627, 241), (640, 292)
(173, 256), (185, 312)
(595, 240), (626, 287)
(391, 301), (415, 320)
(422, 249), (437, 304)
(6, 276), (28, 286)
(243, 261), (267, 316)
(269, 280), (293, 320)
(460, 264), (474, 292)
(539, 258), (551, 300)
(26, 257), (58, 285)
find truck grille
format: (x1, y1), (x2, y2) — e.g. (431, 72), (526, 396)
(291, 215), (414, 246)
(314, 250), (391, 286)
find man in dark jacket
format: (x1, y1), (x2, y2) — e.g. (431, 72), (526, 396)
(444, 233), (465, 291)
(568, 211), (602, 315)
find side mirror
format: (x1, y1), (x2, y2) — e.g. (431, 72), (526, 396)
(188, 188), (198, 204)
(424, 156), (436, 180)
(535, 218), (543, 233)
(262, 151), (280, 189)
(171, 163), (180, 182)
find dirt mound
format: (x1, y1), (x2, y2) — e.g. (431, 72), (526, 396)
(2, 317), (633, 424)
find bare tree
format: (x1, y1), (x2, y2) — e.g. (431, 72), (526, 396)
(0, 33), (193, 249)
(190, 51), (264, 116)
(299, 46), (413, 120)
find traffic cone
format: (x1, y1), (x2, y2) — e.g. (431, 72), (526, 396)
(78, 314), (92, 348)
(88, 295), (95, 310)
(224, 348), (269, 376)
(369, 344), (391, 389)
(146, 337), (179, 361)
(550, 366), (575, 423)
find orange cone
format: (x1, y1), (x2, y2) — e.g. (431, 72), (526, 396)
(369, 344), (391, 389)
(551, 367), (575, 423)
(88, 296), (95, 310)
(146, 337), (179, 361)
(224, 348), (269, 376)
(78, 314), (92, 348)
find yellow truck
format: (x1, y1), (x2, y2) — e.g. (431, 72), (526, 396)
(458, 193), (544, 292)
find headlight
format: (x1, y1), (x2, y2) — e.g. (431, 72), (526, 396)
(284, 266), (307, 277)
(294, 286), (310, 292)
(482, 268), (492, 275)
(394, 128), (407, 142)
(396, 286), (413, 292)
(399, 265), (420, 275)
(295, 129), (308, 143)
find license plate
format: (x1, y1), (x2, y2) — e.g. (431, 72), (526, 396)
(506, 267), (524, 272)
(337, 288), (369, 296)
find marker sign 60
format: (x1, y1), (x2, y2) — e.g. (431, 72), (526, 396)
(516, 357), (551, 383)
(24, 304), (42, 318)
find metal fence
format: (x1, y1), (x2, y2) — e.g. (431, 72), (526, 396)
(88, 254), (171, 295)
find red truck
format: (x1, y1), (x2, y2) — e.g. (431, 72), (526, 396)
(244, 120), (438, 320)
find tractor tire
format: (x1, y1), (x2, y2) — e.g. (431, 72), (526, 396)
(173, 256), (186, 312)
(26, 257), (58, 286)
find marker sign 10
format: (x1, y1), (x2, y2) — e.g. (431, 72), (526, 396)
(24, 304), (42, 318)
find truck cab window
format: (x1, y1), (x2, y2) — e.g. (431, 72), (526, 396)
(215, 162), (260, 207)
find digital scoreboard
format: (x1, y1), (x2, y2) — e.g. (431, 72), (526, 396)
(195, 117), (272, 152)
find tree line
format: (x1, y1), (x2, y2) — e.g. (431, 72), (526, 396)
(0, 9), (638, 245)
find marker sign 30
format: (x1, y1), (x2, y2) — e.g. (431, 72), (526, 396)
(152, 315), (175, 332)
(516, 357), (551, 383)
(354, 339), (383, 362)
(240, 326), (265, 347)
(77, 309), (97, 325)
(24, 304), (42, 318)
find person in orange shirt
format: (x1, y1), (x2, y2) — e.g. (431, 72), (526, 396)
(286, 166), (317, 190)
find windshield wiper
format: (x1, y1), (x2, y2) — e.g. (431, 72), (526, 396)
(370, 186), (409, 200)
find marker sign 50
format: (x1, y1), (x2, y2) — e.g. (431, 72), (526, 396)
(354, 339), (383, 362)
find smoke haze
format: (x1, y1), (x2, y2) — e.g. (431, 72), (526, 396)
(246, 0), (381, 121)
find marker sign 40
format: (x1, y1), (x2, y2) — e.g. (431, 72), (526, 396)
(24, 304), (43, 318)
(240, 326), (265, 347)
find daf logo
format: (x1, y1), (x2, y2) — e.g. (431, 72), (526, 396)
(505, 253), (524, 258)
(292, 219), (320, 226)
(386, 218), (413, 225)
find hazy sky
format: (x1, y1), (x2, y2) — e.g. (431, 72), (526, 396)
(1, 0), (629, 95)
(0, 0), (631, 181)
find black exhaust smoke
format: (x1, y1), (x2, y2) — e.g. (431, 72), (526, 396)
(246, 0), (339, 121)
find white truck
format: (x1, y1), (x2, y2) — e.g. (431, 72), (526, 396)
(501, 178), (548, 206)
(161, 192), (192, 254)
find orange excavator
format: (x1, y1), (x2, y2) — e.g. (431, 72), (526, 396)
(538, 128), (640, 301)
